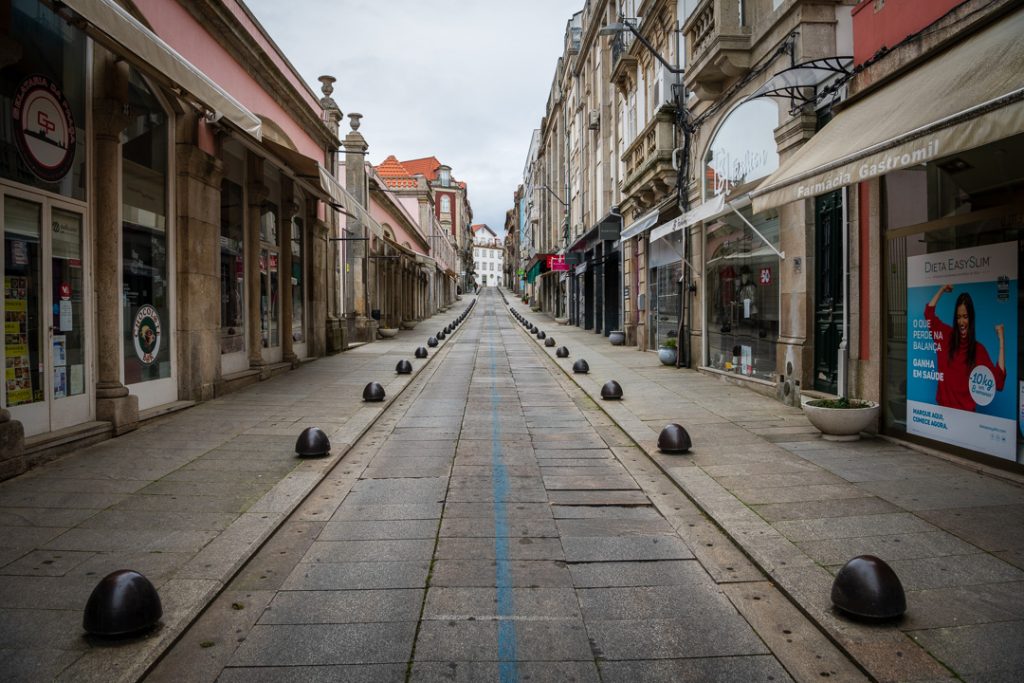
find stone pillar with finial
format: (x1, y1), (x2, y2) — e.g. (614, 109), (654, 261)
(343, 113), (376, 341)
(317, 75), (343, 352)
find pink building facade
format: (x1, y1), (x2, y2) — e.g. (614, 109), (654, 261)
(0, 0), (346, 476)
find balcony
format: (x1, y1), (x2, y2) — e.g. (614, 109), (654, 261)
(683, 0), (751, 100)
(610, 31), (638, 93)
(620, 109), (677, 212)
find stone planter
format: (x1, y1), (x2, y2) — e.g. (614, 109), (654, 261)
(803, 400), (880, 441)
(608, 330), (625, 346)
(658, 347), (676, 365)
(401, 320), (418, 330)
(378, 327), (399, 339)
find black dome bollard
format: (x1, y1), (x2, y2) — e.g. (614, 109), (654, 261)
(427, 336), (438, 347)
(396, 359), (413, 375)
(415, 346), (428, 358)
(537, 331), (546, 340)
(363, 382), (386, 402)
(831, 555), (906, 619)
(572, 359), (589, 374)
(437, 330), (446, 340)
(556, 346), (570, 358)
(295, 426), (331, 457)
(545, 337), (556, 347)
(657, 423), (692, 454)
(83, 570), (162, 637)
(445, 325), (452, 333)
(601, 380), (623, 400)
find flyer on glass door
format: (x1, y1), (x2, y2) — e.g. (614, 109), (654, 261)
(906, 242), (1018, 460)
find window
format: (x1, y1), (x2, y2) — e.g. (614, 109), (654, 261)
(0, 0), (87, 200)
(705, 208), (781, 381)
(440, 195), (451, 214)
(703, 100), (779, 200)
(122, 69), (170, 384)
(220, 178), (244, 354)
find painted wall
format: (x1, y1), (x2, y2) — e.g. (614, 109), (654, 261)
(135, 0), (323, 159)
(852, 0), (966, 65)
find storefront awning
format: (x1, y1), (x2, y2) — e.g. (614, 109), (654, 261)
(526, 260), (544, 284)
(649, 195), (726, 243)
(62, 0), (262, 140)
(257, 137), (345, 208)
(752, 8), (1024, 213)
(619, 207), (660, 240)
(569, 211), (622, 251)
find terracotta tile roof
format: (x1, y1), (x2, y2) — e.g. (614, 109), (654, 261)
(400, 156), (443, 181)
(376, 155), (418, 189)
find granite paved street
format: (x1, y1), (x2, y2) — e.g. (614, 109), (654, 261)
(4, 288), (1024, 682)
(146, 289), (863, 682)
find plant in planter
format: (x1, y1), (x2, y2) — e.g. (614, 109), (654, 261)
(803, 396), (880, 441)
(658, 337), (677, 366)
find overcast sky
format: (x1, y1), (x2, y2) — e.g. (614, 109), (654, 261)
(245, 0), (585, 237)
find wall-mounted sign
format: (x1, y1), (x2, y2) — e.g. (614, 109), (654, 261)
(907, 242), (1018, 460)
(132, 304), (162, 366)
(12, 75), (76, 182)
(547, 255), (569, 271)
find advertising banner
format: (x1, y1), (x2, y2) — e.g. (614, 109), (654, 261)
(907, 242), (1017, 460)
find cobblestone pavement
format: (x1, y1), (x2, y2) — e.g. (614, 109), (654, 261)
(147, 289), (863, 682)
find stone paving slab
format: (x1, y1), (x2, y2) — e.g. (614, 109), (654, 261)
(507, 293), (1024, 683)
(0, 302), (475, 683)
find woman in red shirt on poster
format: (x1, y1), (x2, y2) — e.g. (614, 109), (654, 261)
(925, 284), (1006, 411)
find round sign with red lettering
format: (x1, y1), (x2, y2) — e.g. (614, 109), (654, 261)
(132, 305), (162, 366)
(12, 75), (76, 182)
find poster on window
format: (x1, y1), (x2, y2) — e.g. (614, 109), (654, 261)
(907, 242), (1017, 460)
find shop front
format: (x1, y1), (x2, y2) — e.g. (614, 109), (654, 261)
(568, 212), (623, 335)
(751, 8), (1024, 467)
(2, 1), (91, 437)
(3, 0), (336, 464)
(699, 99), (782, 383)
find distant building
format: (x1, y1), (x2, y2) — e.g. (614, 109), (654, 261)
(472, 225), (504, 288)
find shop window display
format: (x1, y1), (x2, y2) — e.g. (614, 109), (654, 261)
(121, 70), (170, 384)
(706, 209), (780, 380)
(220, 179), (245, 354)
(883, 134), (1024, 464)
(3, 197), (42, 406)
(646, 232), (684, 350)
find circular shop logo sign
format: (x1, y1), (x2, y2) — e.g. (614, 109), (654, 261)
(12, 75), (76, 182)
(969, 364), (997, 407)
(133, 305), (162, 366)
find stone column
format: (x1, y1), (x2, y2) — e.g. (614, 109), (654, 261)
(246, 153), (268, 376)
(343, 114), (373, 340)
(311, 214), (330, 356)
(93, 58), (138, 434)
(175, 112), (222, 401)
(0, 409), (25, 481)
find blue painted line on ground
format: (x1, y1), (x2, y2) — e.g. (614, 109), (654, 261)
(488, 304), (518, 683)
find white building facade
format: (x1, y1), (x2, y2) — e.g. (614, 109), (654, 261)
(472, 225), (504, 288)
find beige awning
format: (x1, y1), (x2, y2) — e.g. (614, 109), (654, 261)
(752, 9), (1024, 213)
(62, 0), (262, 140)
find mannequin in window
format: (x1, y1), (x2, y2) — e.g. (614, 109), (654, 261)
(738, 265), (758, 320)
